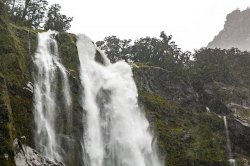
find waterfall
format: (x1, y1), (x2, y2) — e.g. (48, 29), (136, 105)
(77, 34), (161, 166)
(32, 31), (72, 164)
(32, 31), (161, 166)
(223, 116), (236, 166)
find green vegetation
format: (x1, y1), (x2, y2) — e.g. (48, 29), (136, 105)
(96, 31), (191, 69)
(0, 74), (15, 166)
(44, 4), (73, 32)
(2, 0), (73, 31)
(138, 90), (229, 166)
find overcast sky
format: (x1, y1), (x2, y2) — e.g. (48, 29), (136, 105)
(48, 0), (250, 51)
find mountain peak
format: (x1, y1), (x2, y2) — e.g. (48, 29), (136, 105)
(208, 8), (250, 51)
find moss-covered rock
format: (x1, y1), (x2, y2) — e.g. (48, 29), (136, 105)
(134, 64), (250, 166)
(0, 9), (38, 165)
(138, 90), (228, 165)
(0, 74), (15, 166)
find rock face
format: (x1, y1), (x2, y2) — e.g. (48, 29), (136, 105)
(0, 8), (37, 165)
(133, 65), (250, 165)
(0, 8), (82, 165)
(0, 72), (15, 166)
(230, 119), (250, 157)
(133, 65), (198, 108)
(208, 8), (250, 51)
(14, 139), (63, 166)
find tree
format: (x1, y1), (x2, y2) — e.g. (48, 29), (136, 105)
(191, 48), (235, 84)
(130, 31), (185, 70)
(96, 36), (132, 63)
(1, 0), (9, 17)
(10, 0), (48, 28)
(44, 4), (73, 32)
(96, 31), (189, 70)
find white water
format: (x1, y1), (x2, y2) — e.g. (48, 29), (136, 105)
(223, 116), (236, 166)
(77, 34), (161, 166)
(33, 31), (71, 163)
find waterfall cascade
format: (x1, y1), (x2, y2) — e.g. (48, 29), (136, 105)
(223, 116), (236, 166)
(32, 31), (72, 164)
(32, 31), (161, 166)
(77, 34), (161, 166)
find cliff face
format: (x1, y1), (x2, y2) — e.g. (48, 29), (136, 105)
(134, 65), (250, 165)
(1, 7), (250, 166)
(0, 6), (36, 165)
(208, 8), (250, 51)
(0, 7), (82, 165)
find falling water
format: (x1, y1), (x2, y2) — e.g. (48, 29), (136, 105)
(77, 34), (161, 166)
(32, 31), (71, 164)
(223, 116), (236, 166)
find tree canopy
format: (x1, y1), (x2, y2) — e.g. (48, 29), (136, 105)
(44, 4), (73, 32)
(96, 31), (191, 71)
(3, 0), (73, 31)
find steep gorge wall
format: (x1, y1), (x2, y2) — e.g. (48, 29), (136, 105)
(0, 9), (82, 165)
(0, 8), (36, 164)
(134, 65), (250, 165)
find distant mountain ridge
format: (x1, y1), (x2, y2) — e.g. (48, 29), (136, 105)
(208, 8), (250, 51)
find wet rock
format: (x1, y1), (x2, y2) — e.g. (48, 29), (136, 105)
(242, 158), (250, 166)
(14, 138), (64, 166)
(133, 65), (198, 108)
(182, 130), (190, 141)
(229, 119), (250, 156)
(22, 81), (33, 95)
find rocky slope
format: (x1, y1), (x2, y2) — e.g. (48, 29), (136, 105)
(1, 3), (250, 166)
(208, 8), (250, 51)
(134, 64), (250, 165)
